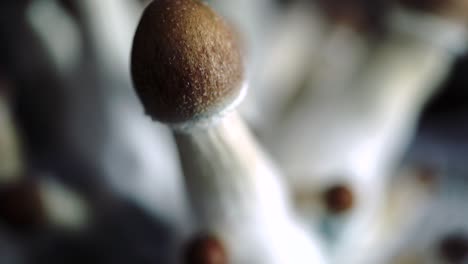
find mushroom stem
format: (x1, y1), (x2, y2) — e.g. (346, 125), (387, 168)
(174, 112), (325, 264)
(0, 95), (23, 183)
(175, 112), (289, 230)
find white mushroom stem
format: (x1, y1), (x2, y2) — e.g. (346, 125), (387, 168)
(333, 10), (467, 262)
(349, 6), (468, 177)
(265, 5), (467, 264)
(0, 95), (22, 183)
(173, 112), (326, 264)
(271, 6), (467, 187)
(43, 0), (190, 229)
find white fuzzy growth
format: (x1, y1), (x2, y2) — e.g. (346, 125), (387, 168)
(175, 112), (326, 264)
(170, 82), (248, 132)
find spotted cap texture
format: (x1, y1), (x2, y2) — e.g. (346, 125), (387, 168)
(131, 0), (244, 124)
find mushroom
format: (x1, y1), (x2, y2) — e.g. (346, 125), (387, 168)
(131, 1), (326, 263)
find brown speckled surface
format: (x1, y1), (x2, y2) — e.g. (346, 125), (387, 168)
(131, 0), (244, 124)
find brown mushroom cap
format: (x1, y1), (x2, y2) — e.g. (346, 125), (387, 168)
(324, 184), (354, 214)
(398, 0), (468, 21)
(398, 0), (446, 12)
(439, 233), (468, 264)
(0, 180), (46, 232)
(131, 0), (244, 124)
(184, 233), (228, 264)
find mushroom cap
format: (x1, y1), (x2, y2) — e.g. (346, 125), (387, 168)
(131, 0), (244, 124)
(184, 233), (228, 264)
(439, 233), (468, 264)
(398, 0), (445, 12)
(398, 0), (468, 21)
(0, 179), (46, 232)
(324, 184), (354, 214)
